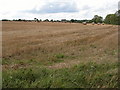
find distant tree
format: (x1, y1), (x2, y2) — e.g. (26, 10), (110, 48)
(88, 20), (93, 23)
(104, 13), (119, 25)
(18, 19), (22, 21)
(44, 19), (49, 22)
(13, 19), (17, 21)
(92, 15), (103, 23)
(2, 19), (10, 21)
(70, 19), (75, 23)
(34, 18), (37, 20)
(39, 19), (42, 22)
(56, 20), (60, 22)
(61, 19), (67, 21)
(117, 10), (120, 25)
(53, 20), (57, 22)
(104, 14), (113, 24)
(34, 18), (39, 22)
(50, 19), (53, 22)
(115, 10), (120, 16)
(61, 19), (67, 23)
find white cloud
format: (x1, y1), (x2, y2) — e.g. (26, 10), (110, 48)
(27, 1), (78, 14)
(0, 0), (119, 20)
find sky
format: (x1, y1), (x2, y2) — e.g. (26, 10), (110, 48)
(0, 0), (119, 20)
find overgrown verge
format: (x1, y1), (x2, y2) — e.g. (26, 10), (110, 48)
(3, 62), (119, 88)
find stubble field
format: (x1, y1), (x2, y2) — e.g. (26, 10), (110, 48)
(2, 21), (119, 88)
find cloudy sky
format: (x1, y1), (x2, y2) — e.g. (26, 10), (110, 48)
(0, 0), (119, 20)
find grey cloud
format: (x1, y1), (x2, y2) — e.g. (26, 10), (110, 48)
(82, 5), (92, 10)
(27, 1), (79, 14)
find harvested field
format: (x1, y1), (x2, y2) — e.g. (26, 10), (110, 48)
(2, 21), (119, 88)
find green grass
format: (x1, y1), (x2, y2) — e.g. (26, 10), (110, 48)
(3, 62), (119, 88)
(47, 53), (65, 64)
(2, 53), (66, 66)
(55, 53), (65, 59)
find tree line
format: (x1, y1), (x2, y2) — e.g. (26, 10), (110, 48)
(104, 10), (120, 25)
(2, 10), (120, 25)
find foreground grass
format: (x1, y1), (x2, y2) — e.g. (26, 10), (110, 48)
(3, 62), (118, 88)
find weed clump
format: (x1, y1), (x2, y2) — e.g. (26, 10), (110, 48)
(55, 54), (65, 59)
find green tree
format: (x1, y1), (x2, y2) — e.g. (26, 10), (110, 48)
(70, 19), (75, 23)
(92, 15), (103, 23)
(104, 13), (119, 25)
(50, 19), (53, 22)
(44, 19), (49, 22)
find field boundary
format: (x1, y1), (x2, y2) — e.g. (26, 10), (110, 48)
(0, 21), (2, 89)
